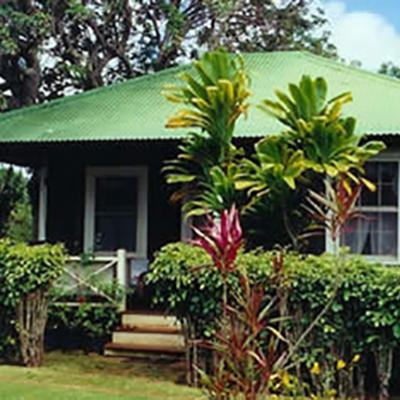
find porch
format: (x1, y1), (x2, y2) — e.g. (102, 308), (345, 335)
(58, 249), (185, 358)
(2, 141), (188, 357)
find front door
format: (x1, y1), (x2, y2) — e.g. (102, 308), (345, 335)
(84, 166), (148, 258)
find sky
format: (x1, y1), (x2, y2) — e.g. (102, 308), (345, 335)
(322, 0), (400, 70)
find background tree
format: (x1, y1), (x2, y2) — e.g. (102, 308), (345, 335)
(0, 0), (336, 111)
(0, 166), (32, 242)
(0, 1), (50, 109)
(379, 62), (400, 79)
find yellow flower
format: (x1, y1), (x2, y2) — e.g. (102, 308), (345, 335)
(352, 354), (361, 363)
(281, 370), (290, 387)
(310, 362), (321, 375)
(337, 359), (346, 370)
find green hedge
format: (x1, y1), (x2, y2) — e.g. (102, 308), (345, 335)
(147, 242), (400, 396)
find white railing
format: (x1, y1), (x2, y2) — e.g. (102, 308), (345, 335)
(54, 249), (128, 312)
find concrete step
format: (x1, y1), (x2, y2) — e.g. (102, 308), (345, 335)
(121, 312), (180, 328)
(112, 330), (185, 349)
(117, 325), (182, 335)
(104, 342), (185, 359)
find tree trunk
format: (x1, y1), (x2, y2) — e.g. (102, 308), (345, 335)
(16, 287), (49, 367)
(375, 347), (393, 400)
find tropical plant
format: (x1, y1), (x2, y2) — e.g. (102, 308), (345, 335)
(191, 205), (243, 278)
(198, 273), (281, 400)
(237, 75), (384, 248)
(305, 177), (364, 245)
(163, 49), (250, 216)
(190, 207), (286, 399)
(258, 75), (384, 180)
(187, 165), (245, 216)
(238, 135), (306, 196)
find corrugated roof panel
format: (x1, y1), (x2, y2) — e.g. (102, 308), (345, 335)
(0, 51), (400, 143)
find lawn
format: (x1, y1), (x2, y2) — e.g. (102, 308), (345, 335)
(0, 352), (203, 400)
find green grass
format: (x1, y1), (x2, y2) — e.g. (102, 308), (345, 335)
(0, 351), (203, 400)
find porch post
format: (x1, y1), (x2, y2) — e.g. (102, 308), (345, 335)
(116, 249), (128, 312)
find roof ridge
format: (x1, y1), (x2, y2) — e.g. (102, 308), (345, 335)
(297, 51), (400, 87)
(0, 62), (190, 123)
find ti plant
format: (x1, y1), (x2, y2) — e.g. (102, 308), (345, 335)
(305, 177), (364, 248)
(258, 75), (385, 180)
(191, 204), (243, 310)
(191, 204), (243, 277)
(199, 275), (280, 400)
(237, 135), (306, 197)
(277, 177), (366, 376)
(191, 206), (287, 400)
(237, 75), (384, 249)
(163, 49), (250, 217)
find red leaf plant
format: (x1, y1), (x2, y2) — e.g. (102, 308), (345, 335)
(305, 177), (364, 244)
(191, 204), (243, 276)
(190, 206), (286, 399)
(197, 272), (282, 400)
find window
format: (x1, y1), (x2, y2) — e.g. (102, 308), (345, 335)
(84, 167), (148, 256)
(95, 176), (138, 252)
(339, 161), (399, 261)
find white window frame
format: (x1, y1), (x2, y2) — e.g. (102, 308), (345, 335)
(38, 166), (48, 241)
(84, 166), (148, 257)
(326, 152), (400, 264)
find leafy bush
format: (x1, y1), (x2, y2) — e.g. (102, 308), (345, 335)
(46, 303), (119, 353)
(147, 242), (400, 397)
(0, 240), (65, 365)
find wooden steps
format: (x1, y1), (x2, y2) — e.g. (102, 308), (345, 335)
(104, 311), (185, 359)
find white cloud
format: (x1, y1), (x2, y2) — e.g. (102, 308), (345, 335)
(323, 1), (400, 70)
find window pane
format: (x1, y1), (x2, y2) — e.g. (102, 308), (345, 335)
(94, 177), (138, 251)
(96, 177), (138, 212)
(360, 162), (398, 207)
(360, 186), (377, 206)
(341, 212), (397, 257)
(380, 162), (397, 183)
(95, 214), (136, 252)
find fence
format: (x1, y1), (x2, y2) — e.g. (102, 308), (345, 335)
(54, 249), (129, 311)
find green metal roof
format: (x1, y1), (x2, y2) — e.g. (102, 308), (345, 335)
(1, 51), (400, 143)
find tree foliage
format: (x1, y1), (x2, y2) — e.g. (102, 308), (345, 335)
(0, 0), (336, 110)
(0, 166), (32, 241)
(379, 62), (400, 80)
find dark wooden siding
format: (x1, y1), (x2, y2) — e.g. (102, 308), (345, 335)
(44, 142), (181, 258)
